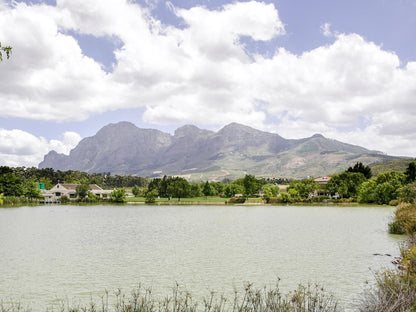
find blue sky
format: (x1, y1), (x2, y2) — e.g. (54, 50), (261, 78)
(0, 0), (415, 167)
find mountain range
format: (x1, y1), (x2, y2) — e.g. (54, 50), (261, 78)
(39, 121), (398, 180)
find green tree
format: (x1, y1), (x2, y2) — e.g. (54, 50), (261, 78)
(202, 181), (215, 197)
(346, 162), (372, 179)
(288, 188), (298, 198)
(0, 42), (12, 61)
(132, 185), (140, 197)
(0, 173), (24, 196)
(86, 192), (99, 202)
(374, 182), (397, 205)
(280, 192), (291, 203)
(289, 178), (318, 199)
(145, 189), (158, 203)
(167, 177), (190, 201)
(327, 172), (366, 199)
(262, 184), (280, 200)
(224, 183), (244, 197)
(75, 183), (91, 201)
(189, 184), (202, 197)
(111, 188), (126, 203)
(243, 174), (263, 197)
(358, 171), (405, 204)
(210, 182), (224, 195)
(24, 181), (43, 201)
(39, 177), (53, 190)
(376, 171), (405, 186)
(397, 183), (416, 203)
(358, 179), (377, 203)
(405, 161), (416, 184)
(0, 193), (3, 205)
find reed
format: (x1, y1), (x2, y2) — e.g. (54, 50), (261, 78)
(0, 282), (340, 312)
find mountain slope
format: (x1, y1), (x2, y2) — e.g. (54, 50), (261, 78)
(39, 122), (399, 180)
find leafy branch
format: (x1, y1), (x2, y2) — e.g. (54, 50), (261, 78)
(0, 42), (12, 61)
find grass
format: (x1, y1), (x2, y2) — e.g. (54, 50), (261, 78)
(0, 282), (340, 312)
(358, 203), (416, 311)
(388, 203), (416, 235)
(126, 197), (268, 204)
(126, 196), (229, 203)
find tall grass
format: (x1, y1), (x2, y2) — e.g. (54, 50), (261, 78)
(0, 283), (340, 312)
(388, 203), (416, 235)
(1, 196), (31, 206)
(359, 203), (416, 311)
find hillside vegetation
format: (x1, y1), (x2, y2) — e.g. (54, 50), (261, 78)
(370, 158), (415, 177)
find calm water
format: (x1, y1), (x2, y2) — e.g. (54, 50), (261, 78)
(0, 205), (402, 310)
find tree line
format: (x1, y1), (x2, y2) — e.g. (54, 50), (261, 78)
(284, 161), (416, 205)
(1, 161), (416, 205)
(142, 174), (278, 203)
(0, 166), (149, 204)
(0, 166), (149, 195)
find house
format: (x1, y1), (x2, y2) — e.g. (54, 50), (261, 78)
(42, 183), (113, 202)
(314, 176), (332, 185)
(313, 176), (332, 197)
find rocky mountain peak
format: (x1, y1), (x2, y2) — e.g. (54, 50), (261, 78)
(174, 125), (210, 138)
(39, 122), (396, 179)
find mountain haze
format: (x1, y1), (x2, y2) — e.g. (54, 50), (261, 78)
(39, 122), (398, 180)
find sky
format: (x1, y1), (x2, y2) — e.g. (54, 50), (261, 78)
(0, 0), (415, 168)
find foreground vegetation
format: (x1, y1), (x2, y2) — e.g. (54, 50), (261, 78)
(0, 282), (340, 312)
(355, 203), (416, 311)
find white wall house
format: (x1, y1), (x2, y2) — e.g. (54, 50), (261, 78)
(42, 183), (113, 202)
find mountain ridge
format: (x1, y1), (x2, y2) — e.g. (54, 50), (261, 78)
(39, 121), (399, 180)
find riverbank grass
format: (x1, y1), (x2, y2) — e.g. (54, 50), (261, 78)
(127, 196), (229, 203)
(0, 283), (340, 312)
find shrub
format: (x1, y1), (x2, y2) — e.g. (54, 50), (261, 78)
(265, 197), (280, 204)
(389, 203), (416, 235)
(110, 188), (126, 203)
(389, 199), (399, 206)
(227, 197), (246, 204)
(398, 182), (416, 204)
(60, 195), (70, 203)
(2, 196), (29, 205)
(86, 192), (100, 202)
(145, 189), (158, 204)
(280, 192), (291, 203)
(359, 235), (416, 312)
(0, 282), (340, 312)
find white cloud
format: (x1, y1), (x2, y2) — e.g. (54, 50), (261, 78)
(320, 23), (333, 37)
(0, 129), (81, 167)
(0, 0), (416, 159)
(0, 1), (129, 122)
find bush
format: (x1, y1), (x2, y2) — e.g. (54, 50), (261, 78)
(2, 196), (29, 205)
(0, 282), (340, 312)
(145, 189), (158, 204)
(398, 182), (416, 204)
(389, 203), (416, 234)
(280, 192), (292, 203)
(389, 199), (399, 206)
(110, 188), (126, 203)
(86, 192), (100, 202)
(227, 197), (246, 204)
(265, 197), (281, 204)
(60, 195), (70, 203)
(359, 235), (416, 312)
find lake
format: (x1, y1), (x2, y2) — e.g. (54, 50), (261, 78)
(0, 204), (402, 311)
